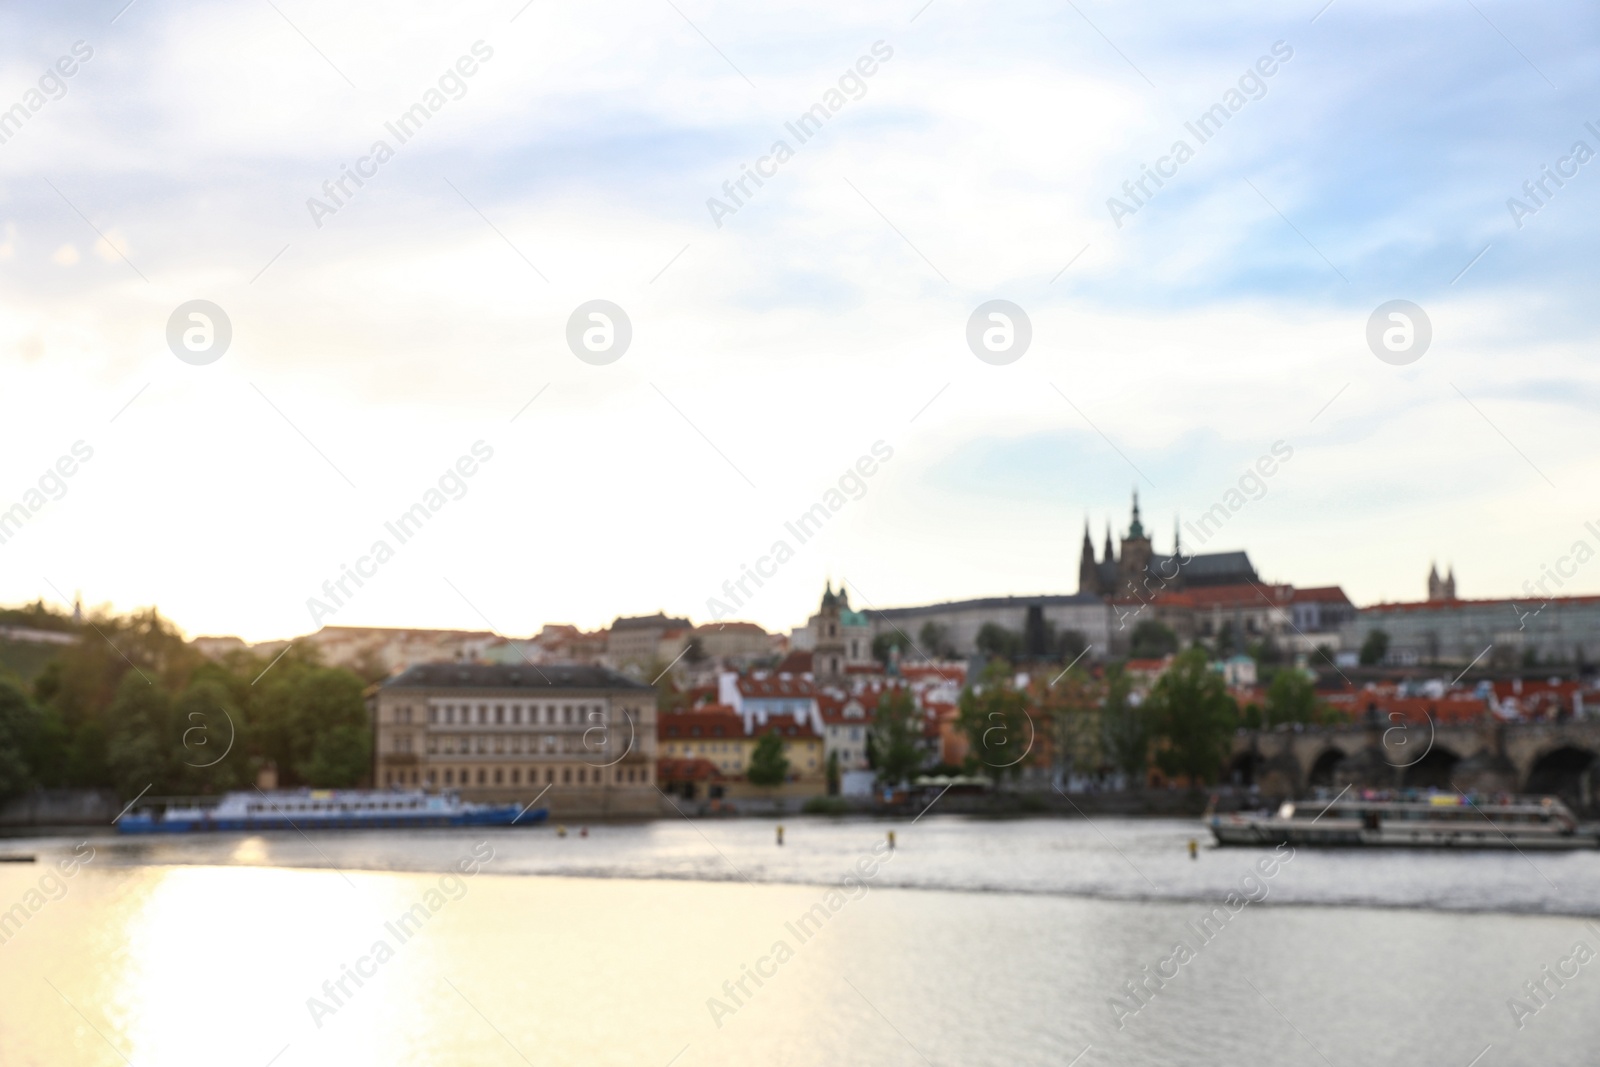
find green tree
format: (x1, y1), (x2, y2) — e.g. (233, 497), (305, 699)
(1057, 629), (1089, 664)
(300, 723), (370, 787)
(746, 730), (790, 787)
(1214, 621), (1238, 657)
(0, 679), (39, 802)
(1143, 649), (1238, 787)
(825, 749), (840, 795)
(918, 621), (952, 660)
(1130, 621), (1178, 659)
(872, 687), (925, 786)
(170, 678), (248, 793)
(1100, 664), (1147, 781)
(104, 673), (177, 796)
(1036, 666), (1101, 784)
(1264, 669), (1317, 727)
(1359, 629), (1390, 666)
(975, 623), (1021, 662)
(36, 607), (199, 787)
(957, 663), (1033, 785)
(871, 633), (899, 666)
(250, 661), (370, 787)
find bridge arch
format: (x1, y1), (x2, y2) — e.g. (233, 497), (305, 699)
(1524, 745), (1599, 812)
(1308, 748), (1345, 788)
(1400, 746), (1460, 790)
(1228, 750), (1263, 787)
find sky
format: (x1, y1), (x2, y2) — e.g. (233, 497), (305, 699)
(2, 0), (1598, 643)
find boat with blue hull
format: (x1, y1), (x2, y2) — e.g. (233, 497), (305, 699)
(116, 789), (544, 834)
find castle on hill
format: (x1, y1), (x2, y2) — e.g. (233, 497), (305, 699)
(1078, 491), (1259, 597)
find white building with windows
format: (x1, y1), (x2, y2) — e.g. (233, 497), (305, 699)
(372, 663), (658, 816)
(819, 694), (871, 773)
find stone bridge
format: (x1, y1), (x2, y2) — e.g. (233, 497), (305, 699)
(1228, 719), (1600, 811)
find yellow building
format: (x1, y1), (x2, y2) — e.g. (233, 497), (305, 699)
(657, 706), (824, 800)
(371, 663), (658, 817)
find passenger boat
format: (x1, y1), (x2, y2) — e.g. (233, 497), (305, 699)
(1209, 791), (1598, 850)
(116, 789), (543, 834)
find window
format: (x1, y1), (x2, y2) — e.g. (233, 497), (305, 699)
(563, 705), (573, 723)
(445, 769), (454, 785)
(511, 769), (520, 784)
(546, 768), (555, 784)
(428, 707), (438, 724)
(494, 768), (503, 784)
(496, 705), (505, 724)
(477, 769), (486, 785)
(478, 705), (488, 723)
(577, 768), (586, 784)
(563, 768), (572, 784)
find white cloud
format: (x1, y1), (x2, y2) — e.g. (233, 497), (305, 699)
(0, 0), (1597, 641)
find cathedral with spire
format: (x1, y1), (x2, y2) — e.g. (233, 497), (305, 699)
(1077, 490), (1260, 597)
(1427, 562), (1457, 601)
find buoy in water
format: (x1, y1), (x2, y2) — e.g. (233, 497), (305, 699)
(1188, 838), (1198, 860)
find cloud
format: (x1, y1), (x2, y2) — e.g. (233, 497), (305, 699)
(0, 0), (1597, 639)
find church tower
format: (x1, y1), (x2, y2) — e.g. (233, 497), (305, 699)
(1118, 490), (1153, 592)
(1427, 562), (1443, 601)
(812, 581), (847, 682)
(1078, 519), (1099, 595)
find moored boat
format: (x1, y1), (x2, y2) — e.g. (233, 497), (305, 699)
(1210, 791), (1598, 850)
(116, 789), (543, 834)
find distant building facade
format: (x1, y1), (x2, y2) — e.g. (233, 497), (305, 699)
(1341, 594), (1600, 668)
(372, 663), (658, 816)
(866, 593), (1111, 660)
(606, 613), (692, 668)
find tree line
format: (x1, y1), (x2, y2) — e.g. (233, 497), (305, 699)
(860, 648), (1336, 790)
(0, 605), (371, 803)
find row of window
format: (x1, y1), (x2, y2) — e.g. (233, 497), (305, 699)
(382, 765), (652, 788)
(391, 703), (610, 726)
(426, 734), (608, 756)
(248, 800), (424, 813)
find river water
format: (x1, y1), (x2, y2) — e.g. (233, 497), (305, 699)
(2, 815), (1596, 1066)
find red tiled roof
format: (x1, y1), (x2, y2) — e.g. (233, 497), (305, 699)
(657, 758), (724, 781)
(776, 650), (813, 674)
(901, 663), (966, 683)
(739, 675), (816, 698)
(659, 710), (744, 740)
(752, 721), (821, 740)
(697, 621), (768, 634)
(1323, 692), (1488, 724)
(1184, 583), (1292, 608)
(1292, 586), (1352, 604)
(1362, 594), (1600, 613)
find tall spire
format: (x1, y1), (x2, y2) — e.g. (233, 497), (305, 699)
(1173, 515), (1181, 558)
(1102, 516), (1115, 563)
(1127, 488), (1145, 540)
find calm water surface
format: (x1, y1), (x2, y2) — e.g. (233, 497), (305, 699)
(1, 815), (1596, 1066)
